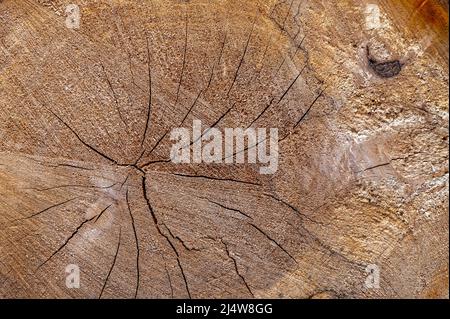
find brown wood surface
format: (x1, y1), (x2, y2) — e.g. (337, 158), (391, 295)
(0, 0), (448, 298)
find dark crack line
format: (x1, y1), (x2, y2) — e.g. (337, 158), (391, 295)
(256, 34), (286, 81)
(281, 0), (295, 31)
(221, 239), (254, 297)
(176, 258), (191, 299)
(246, 59), (306, 133)
(99, 226), (121, 299)
(248, 223), (297, 264)
(129, 163), (146, 176)
(25, 182), (118, 192)
(223, 80), (298, 159)
(293, 0), (305, 21)
(226, 20), (255, 97)
(174, 15), (189, 108)
(289, 221), (366, 269)
(161, 255), (174, 298)
(52, 163), (94, 171)
(222, 134), (267, 162)
(180, 88), (202, 127)
(246, 97), (275, 128)
(140, 176), (192, 298)
(139, 99), (235, 166)
(292, 28), (302, 45)
(140, 159), (172, 168)
(119, 174), (130, 191)
(293, 87), (325, 129)
(165, 235), (180, 258)
(13, 197), (79, 222)
(126, 188), (140, 299)
(24, 157), (94, 171)
(270, 0), (288, 17)
(141, 176), (166, 233)
(189, 102), (236, 147)
(356, 162), (392, 173)
(263, 193), (324, 226)
(293, 34), (306, 57)
(277, 87), (326, 143)
(205, 32), (228, 92)
(166, 268), (174, 298)
(113, 10), (144, 104)
(49, 109), (117, 165)
(273, 55), (288, 78)
(134, 149), (147, 166)
(277, 64), (307, 104)
(100, 63), (127, 127)
(36, 210), (99, 271)
(94, 204), (113, 223)
(172, 173), (260, 186)
(199, 196), (253, 220)
(277, 33), (304, 76)
(115, 10), (146, 93)
(210, 103), (235, 129)
(165, 225), (201, 252)
(144, 129), (170, 160)
(141, 35), (153, 148)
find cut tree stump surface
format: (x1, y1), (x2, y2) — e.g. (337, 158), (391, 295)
(0, 0), (448, 298)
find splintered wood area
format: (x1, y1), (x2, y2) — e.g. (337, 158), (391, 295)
(0, 0), (448, 298)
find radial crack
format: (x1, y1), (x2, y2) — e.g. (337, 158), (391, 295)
(100, 63), (127, 127)
(141, 176), (192, 298)
(246, 97), (275, 128)
(180, 88), (202, 126)
(99, 226), (122, 299)
(13, 197), (79, 222)
(141, 35), (153, 148)
(53, 163), (94, 171)
(174, 15), (189, 107)
(277, 64), (307, 104)
(94, 204), (113, 223)
(293, 87), (325, 129)
(199, 196), (253, 220)
(172, 173), (260, 186)
(144, 129), (170, 159)
(210, 103), (235, 129)
(176, 258), (191, 299)
(189, 102), (236, 147)
(281, 0), (295, 31)
(49, 109), (117, 165)
(125, 188), (140, 298)
(221, 239), (254, 296)
(263, 193), (324, 225)
(205, 32), (228, 92)
(290, 220), (366, 269)
(248, 223), (297, 264)
(18, 158), (93, 171)
(162, 257), (174, 298)
(357, 162), (392, 173)
(36, 208), (102, 271)
(165, 225), (201, 252)
(25, 182), (118, 192)
(226, 20), (255, 97)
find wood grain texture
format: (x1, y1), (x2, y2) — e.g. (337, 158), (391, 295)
(0, 0), (448, 298)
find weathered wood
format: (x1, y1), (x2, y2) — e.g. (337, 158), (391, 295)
(0, 0), (448, 298)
